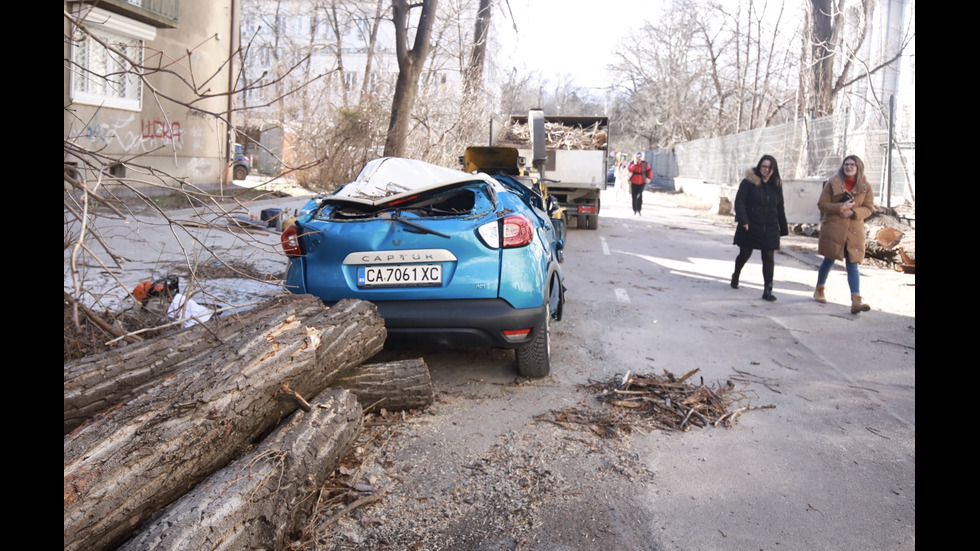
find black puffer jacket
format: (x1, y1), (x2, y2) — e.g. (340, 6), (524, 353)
(733, 168), (788, 250)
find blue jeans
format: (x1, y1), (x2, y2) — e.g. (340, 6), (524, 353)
(817, 248), (860, 294)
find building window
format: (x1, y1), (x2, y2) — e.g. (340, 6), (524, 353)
(70, 8), (151, 112)
(344, 71), (358, 91)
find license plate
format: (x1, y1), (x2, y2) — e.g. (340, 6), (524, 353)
(357, 264), (442, 287)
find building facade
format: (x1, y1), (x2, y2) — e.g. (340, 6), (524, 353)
(64, 1), (243, 188)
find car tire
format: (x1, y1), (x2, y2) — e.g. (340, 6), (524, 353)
(585, 214), (599, 230)
(233, 165), (248, 181)
(516, 314), (550, 378)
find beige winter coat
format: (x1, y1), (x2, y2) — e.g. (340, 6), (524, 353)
(816, 174), (875, 262)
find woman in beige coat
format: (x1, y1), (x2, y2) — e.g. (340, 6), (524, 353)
(813, 155), (875, 313)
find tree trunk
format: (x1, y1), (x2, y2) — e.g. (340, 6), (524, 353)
(116, 388), (363, 551)
(864, 214), (914, 264)
(64, 295), (325, 435)
(64, 297), (387, 551)
(808, 0), (841, 117)
(463, 0), (493, 97)
(334, 358), (434, 413)
(384, 0), (438, 157)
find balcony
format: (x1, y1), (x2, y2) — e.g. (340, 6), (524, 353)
(68, 0), (179, 29)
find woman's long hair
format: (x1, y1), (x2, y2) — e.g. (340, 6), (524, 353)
(837, 155), (865, 183)
(754, 154), (781, 186)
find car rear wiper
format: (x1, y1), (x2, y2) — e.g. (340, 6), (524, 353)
(383, 210), (450, 239)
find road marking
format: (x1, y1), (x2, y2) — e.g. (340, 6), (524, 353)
(615, 288), (630, 303)
(600, 236), (610, 255)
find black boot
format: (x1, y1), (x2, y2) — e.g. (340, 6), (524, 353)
(730, 272), (739, 289)
(762, 285), (777, 302)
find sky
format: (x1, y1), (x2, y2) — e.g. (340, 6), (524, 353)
(498, 0), (658, 91)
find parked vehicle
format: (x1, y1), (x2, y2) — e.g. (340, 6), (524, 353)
(231, 143), (250, 181)
(499, 110), (609, 230)
(280, 157), (565, 377)
(459, 145), (566, 263)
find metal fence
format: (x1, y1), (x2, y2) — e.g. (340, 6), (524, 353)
(647, 102), (915, 211)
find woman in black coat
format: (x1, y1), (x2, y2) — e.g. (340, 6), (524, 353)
(730, 154), (789, 301)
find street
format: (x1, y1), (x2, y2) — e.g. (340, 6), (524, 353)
(67, 185), (915, 550)
(340, 187), (915, 550)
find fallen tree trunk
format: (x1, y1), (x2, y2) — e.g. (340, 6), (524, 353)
(116, 360), (433, 550)
(334, 358), (434, 413)
(864, 212), (914, 264)
(116, 388), (363, 551)
(64, 296), (387, 551)
(64, 296), (318, 434)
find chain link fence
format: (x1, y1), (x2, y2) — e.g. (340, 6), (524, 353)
(647, 101), (915, 212)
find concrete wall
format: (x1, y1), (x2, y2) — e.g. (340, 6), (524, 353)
(674, 177), (825, 225)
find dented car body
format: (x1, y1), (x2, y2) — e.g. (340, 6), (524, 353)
(281, 157), (565, 377)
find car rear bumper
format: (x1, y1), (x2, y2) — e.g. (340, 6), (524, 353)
(365, 298), (546, 349)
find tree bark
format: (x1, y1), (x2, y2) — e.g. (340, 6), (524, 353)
(116, 388), (363, 551)
(463, 0), (493, 97)
(384, 0), (438, 157)
(64, 295), (326, 435)
(334, 358), (434, 413)
(64, 297), (387, 551)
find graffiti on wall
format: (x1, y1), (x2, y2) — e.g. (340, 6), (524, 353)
(79, 113), (210, 154)
(141, 119), (182, 142)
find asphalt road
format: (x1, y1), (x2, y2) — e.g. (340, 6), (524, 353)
(541, 190), (915, 549)
(332, 188), (915, 550)
(65, 185), (915, 549)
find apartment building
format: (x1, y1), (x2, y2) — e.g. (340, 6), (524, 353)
(64, 1), (243, 187)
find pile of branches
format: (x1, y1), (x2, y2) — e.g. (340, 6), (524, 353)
(497, 121), (608, 150)
(537, 368), (773, 436)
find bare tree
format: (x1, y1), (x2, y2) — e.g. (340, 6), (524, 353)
(608, 0), (800, 148)
(385, 0), (439, 157)
(803, 0), (913, 121)
(64, 7), (311, 356)
(463, 0), (493, 97)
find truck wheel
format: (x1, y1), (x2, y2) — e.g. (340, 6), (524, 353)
(586, 214), (599, 230)
(516, 315), (550, 378)
(233, 165), (248, 181)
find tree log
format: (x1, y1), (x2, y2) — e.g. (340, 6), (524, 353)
(116, 388), (363, 551)
(334, 358), (434, 413)
(64, 295), (328, 434)
(64, 297), (386, 551)
(864, 212), (915, 264)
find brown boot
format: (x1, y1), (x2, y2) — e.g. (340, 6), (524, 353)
(813, 285), (827, 303)
(850, 294), (870, 314)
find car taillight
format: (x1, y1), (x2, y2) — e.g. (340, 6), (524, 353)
(502, 328), (531, 342)
(502, 215), (533, 248)
(281, 226), (302, 256)
(478, 215), (533, 249)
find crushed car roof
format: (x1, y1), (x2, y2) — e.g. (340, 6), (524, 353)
(333, 157), (500, 206)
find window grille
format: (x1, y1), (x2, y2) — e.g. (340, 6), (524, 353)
(71, 29), (143, 111)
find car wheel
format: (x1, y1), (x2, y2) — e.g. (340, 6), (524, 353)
(233, 165), (248, 181)
(516, 314), (550, 378)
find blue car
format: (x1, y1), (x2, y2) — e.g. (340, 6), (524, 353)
(281, 157), (565, 377)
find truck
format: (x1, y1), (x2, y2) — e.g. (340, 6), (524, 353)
(497, 109), (609, 230)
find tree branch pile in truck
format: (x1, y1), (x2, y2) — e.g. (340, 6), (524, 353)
(497, 120), (608, 150)
(496, 111), (610, 231)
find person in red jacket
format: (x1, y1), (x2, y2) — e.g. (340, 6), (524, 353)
(627, 152), (653, 215)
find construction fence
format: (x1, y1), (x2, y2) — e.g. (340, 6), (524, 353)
(645, 100), (915, 211)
